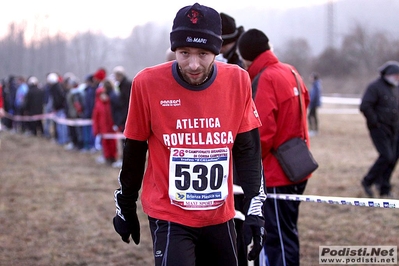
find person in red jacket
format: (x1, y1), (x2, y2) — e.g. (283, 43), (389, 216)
(0, 83), (4, 118)
(238, 29), (312, 266)
(92, 84), (117, 165)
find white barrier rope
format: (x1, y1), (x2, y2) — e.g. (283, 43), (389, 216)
(101, 133), (125, 139)
(3, 112), (125, 140)
(267, 193), (399, 209)
(4, 112), (93, 125)
(233, 185), (399, 209)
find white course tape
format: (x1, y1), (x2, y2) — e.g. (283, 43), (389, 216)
(268, 193), (399, 209)
(4, 112), (54, 121)
(233, 185), (399, 209)
(4, 112), (92, 126)
(101, 133), (125, 140)
(4, 112), (127, 140)
(52, 117), (93, 126)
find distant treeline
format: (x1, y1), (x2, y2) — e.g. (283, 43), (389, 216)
(1, 21), (399, 94)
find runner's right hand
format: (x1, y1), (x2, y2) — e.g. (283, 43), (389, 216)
(113, 211), (140, 244)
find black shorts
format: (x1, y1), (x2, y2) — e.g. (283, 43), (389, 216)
(148, 216), (238, 266)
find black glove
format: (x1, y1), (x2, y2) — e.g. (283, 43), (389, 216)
(114, 189), (140, 244)
(244, 215), (266, 261)
(113, 211), (140, 244)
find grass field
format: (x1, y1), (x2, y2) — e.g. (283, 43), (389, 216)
(1, 110), (398, 266)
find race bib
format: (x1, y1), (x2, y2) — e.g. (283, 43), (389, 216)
(169, 147), (230, 210)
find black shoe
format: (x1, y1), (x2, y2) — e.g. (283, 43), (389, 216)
(361, 180), (373, 197)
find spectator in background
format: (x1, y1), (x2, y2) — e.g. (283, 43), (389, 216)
(92, 68), (107, 151)
(105, 78), (126, 168)
(82, 74), (96, 152)
(93, 68), (107, 90)
(360, 61), (399, 198)
(165, 48), (176, 61)
(0, 81), (4, 118)
(112, 66), (131, 132)
(24, 76), (45, 136)
(104, 79), (123, 134)
(2, 75), (17, 130)
(64, 75), (85, 151)
(220, 11), (249, 266)
(47, 72), (69, 146)
(43, 73), (55, 139)
(308, 72), (322, 136)
(219, 12), (244, 66)
(238, 28), (312, 266)
(14, 76), (29, 133)
(112, 66), (131, 168)
(92, 83), (117, 165)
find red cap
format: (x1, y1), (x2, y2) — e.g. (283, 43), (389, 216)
(93, 68), (106, 81)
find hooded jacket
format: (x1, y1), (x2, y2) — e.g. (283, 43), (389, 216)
(360, 76), (399, 135)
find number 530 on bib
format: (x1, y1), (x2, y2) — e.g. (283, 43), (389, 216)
(169, 147), (230, 210)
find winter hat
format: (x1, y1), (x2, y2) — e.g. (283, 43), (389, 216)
(93, 68), (106, 81)
(47, 73), (59, 84)
(113, 66), (125, 75)
(27, 76), (39, 86)
(85, 74), (94, 82)
(378, 61), (399, 75)
(220, 13), (240, 46)
(170, 3), (222, 55)
(238, 28), (270, 61)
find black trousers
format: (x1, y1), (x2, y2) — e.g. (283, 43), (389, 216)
(363, 127), (398, 195)
(307, 106), (318, 132)
(149, 217), (238, 266)
(262, 180), (307, 266)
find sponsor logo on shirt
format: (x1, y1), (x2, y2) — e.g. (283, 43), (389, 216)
(160, 99), (181, 107)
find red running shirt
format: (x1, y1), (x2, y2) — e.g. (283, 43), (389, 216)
(124, 61), (261, 227)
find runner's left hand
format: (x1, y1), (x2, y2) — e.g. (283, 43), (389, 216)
(244, 215), (266, 261)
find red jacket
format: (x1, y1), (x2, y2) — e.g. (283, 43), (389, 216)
(0, 85), (3, 108)
(92, 87), (115, 136)
(247, 50), (311, 187)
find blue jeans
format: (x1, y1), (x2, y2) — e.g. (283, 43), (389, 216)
(55, 110), (69, 145)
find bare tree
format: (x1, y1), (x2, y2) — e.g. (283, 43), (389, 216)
(123, 23), (170, 76)
(0, 23), (26, 77)
(67, 31), (122, 79)
(276, 38), (312, 76)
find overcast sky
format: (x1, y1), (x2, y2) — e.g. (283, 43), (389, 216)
(0, 0), (330, 40)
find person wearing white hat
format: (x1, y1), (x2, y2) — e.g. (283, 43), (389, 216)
(24, 76), (45, 135)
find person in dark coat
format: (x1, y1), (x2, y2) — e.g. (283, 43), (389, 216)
(111, 66), (132, 168)
(360, 60), (399, 198)
(47, 72), (69, 145)
(1, 76), (17, 129)
(220, 12), (248, 266)
(219, 12), (244, 67)
(24, 76), (45, 136)
(112, 66), (131, 132)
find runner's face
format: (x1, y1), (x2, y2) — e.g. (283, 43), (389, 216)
(176, 47), (215, 85)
